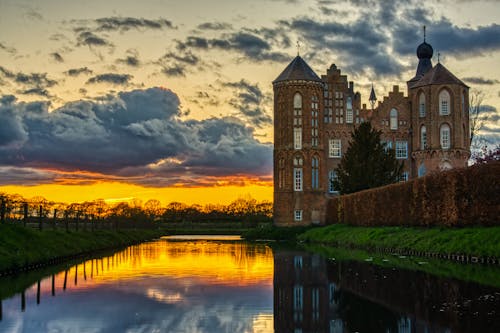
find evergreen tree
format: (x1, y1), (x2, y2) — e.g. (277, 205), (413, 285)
(333, 122), (403, 194)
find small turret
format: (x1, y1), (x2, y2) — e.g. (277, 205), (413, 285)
(369, 84), (377, 110)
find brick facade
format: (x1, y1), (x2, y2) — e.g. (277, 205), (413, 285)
(273, 40), (470, 226)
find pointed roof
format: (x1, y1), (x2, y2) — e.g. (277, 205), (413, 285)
(412, 63), (468, 88)
(273, 55), (322, 84)
(369, 85), (377, 102)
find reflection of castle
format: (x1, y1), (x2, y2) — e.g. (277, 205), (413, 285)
(273, 33), (471, 225)
(273, 250), (500, 333)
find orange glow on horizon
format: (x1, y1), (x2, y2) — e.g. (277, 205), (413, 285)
(0, 180), (273, 205)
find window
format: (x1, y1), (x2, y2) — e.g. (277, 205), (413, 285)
(329, 139), (341, 158)
(312, 288), (320, 322)
(440, 124), (450, 149)
(382, 140), (393, 152)
(395, 141), (408, 159)
(294, 169), (302, 191)
(324, 107), (332, 123)
(293, 285), (303, 322)
(346, 97), (353, 123)
(418, 163), (426, 177)
(420, 126), (427, 150)
(294, 256), (303, 268)
(294, 128), (302, 149)
(312, 157), (319, 189)
(293, 93), (302, 108)
(399, 172), (409, 182)
(311, 95), (319, 146)
(462, 92), (466, 116)
(439, 90), (450, 115)
(419, 93), (426, 117)
(328, 170), (337, 193)
(390, 108), (398, 130)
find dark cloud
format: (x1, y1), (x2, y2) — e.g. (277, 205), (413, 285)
(65, 67), (93, 76)
(0, 88), (272, 186)
(86, 73), (133, 85)
(197, 22), (233, 31)
(51, 52), (64, 62)
(175, 32), (289, 63)
(0, 167), (55, 186)
(162, 51), (199, 65)
(76, 30), (113, 47)
(0, 66), (57, 96)
(118, 56), (140, 67)
(95, 17), (174, 32)
(162, 64), (186, 77)
(464, 77), (500, 85)
(0, 42), (17, 55)
(222, 80), (272, 128)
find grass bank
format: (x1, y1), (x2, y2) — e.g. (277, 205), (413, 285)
(0, 224), (166, 275)
(299, 224), (500, 259)
(242, 225), (312, 241)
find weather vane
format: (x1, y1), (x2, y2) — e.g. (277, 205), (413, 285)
(296, 40), (301, 56)
(438, 52), (441, 63)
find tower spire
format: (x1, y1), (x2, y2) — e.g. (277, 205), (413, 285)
(423, 25), (426, 42)
(369, 83), (377, 111)
(296, 40), (301, 56)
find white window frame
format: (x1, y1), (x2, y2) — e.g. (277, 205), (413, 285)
(329, 139), (341, 158)
(395, 141), (408, 159)
(312, 157), (319, 189)
(439, 90), (450, 115)
(294, 210), (303, 222)
(294, 168), (303, 191)
(294, 128), (302, 150)
(440, 124), (450, 149)
(399, 172), (409, 182)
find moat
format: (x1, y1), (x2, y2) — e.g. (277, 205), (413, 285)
(0, 236), (499, 332)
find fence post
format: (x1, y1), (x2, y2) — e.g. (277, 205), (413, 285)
(23, 203), (28, 227)
(0, 198), (5, 224)
(53, 209), (57, 230)
(38, 205), (43, 231)
(75, 211), (79, 231)
(83, 214), (87, 231)
(64, 210), (69, 232)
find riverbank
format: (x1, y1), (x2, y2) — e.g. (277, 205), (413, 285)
(0, 224), (166, 275)
(298, 224), (500, 263)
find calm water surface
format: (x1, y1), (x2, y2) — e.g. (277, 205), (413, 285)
(0, 236), (499, 332)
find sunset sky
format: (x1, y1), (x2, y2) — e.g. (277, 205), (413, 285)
(0, 0), (499, 205)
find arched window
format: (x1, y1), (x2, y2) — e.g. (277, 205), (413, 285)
(420, 125), (427, 150)
(293, 156), (303, 192)
(439, 90), (450, 115)
(440, 124), (451, 149)
(419, 92), (426, 117)
(293, 93), (302, 108)
(390, 108), (398, 130)
(312, 157), (319, 189)
(346, 96), (353, 123)
(461, 92), (466, 116)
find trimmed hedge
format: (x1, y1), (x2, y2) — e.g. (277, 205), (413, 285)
(326, 161), (500, 227)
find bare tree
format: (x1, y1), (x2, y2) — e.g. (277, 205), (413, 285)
(469, 90), (489, 147)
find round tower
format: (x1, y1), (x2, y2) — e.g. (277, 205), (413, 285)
(273, 56), (326, 226)
(408, 38), (470, 177)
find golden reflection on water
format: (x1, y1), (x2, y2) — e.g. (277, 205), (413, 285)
(40, 237), (274, 293)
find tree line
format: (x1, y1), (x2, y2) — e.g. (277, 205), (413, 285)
(0, 193), (272, 228)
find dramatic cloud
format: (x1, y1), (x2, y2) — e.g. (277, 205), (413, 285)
(95, 17), (174, 32)
(117, 55), (140, 67)
(65, 67), (93, 77)
(0, 66), (57, 96)
(175, 31), (289, 63)
(464, 77), (500, 85)
(157, 50), (201, 77)
(75, 30), (113, 47)
(222, 80), (272, 128)
(0, 88), (272, 186)
(197, 22), (233, 31)
(86, 73), (133, 85)
(51, 52), (64, 62)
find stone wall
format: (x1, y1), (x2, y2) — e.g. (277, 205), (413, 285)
(326, 161), (500, 226)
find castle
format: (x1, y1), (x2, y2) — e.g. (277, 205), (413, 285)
(273, 36), (471, 226)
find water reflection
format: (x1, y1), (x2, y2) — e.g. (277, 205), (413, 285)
(1, 240), (499, 332)
(0, 238), (274, 332)
(273, 249), (500, 333)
